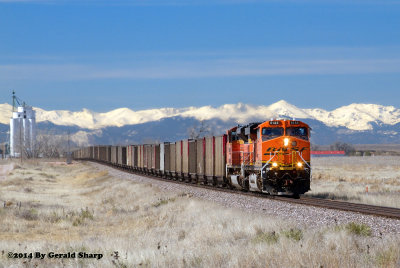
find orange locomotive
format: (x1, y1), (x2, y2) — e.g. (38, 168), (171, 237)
(226, 119), (311, 196)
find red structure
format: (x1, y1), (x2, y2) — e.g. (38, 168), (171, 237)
(311, 151), (345, 156)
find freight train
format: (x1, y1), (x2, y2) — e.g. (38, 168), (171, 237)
(73, 119), (311, 196)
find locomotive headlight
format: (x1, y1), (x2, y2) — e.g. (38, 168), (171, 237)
(297, 162), (303, 168)
(284, 138), (289, 146)
(272, 162), (278, 168)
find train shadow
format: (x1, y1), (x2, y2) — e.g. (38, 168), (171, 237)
(305, 192), (361, 201)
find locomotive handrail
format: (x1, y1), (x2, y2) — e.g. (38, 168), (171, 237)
(261, 152), (277, 172)
(297, 151), (310, 169)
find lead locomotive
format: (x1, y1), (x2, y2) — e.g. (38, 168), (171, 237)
(226, 120), (311, 196)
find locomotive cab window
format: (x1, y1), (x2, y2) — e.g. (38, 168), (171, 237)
(286, 127), (308, 140)
(229, 131), (239, 142)
(261, 127), (284, 141)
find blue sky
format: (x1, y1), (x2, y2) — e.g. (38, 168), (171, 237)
(0, 0), (399, 111)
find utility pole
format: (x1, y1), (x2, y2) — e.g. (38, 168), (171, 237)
(12, 90), (16, 112)
(68, 131), (70, 152)
(19, 117), (22, 163)
(66, 131), (72, 164)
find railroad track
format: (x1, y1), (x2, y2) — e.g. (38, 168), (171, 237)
(272, 196), (400, 219)
(90, 161), (400, 220)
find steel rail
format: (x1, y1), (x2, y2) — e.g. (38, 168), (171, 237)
(86, 160), (400, 220)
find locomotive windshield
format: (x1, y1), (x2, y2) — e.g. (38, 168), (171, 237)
(230, 131), (239, 141)
(286, 127), (308, 140)
(262, 127), (284, 141)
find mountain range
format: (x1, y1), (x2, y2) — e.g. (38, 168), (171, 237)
(0, 100), (399, 146)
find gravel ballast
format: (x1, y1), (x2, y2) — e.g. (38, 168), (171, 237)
(92, 163), (400, 236)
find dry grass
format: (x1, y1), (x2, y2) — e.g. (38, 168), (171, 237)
(0, 159), (399, 267)
(308, 156), (400, 208)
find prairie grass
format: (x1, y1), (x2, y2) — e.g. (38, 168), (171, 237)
(308, 156), (400, 208)
(0, 159), (398, 267)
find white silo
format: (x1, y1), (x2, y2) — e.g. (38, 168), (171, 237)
(10, 102), (36, 158)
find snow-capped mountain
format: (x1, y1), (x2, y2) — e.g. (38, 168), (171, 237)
(1, 100), (399, 146)
(1, 100), (399, 131)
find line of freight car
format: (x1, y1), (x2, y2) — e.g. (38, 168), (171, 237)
(74, 119), (312, 196)
(73, 137), (228, 186)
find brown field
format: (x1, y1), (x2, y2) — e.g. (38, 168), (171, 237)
(309, 156), (400, 208)
(0, 159), (399, 267)
(353, 144), (400, 153)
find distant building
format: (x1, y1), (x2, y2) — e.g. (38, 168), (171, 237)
(10, 104), (36, 157)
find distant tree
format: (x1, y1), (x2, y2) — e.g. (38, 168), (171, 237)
(188, 120), (211, 139)
(311, 143), (320, 151)
(330, 142), (355, 156)
(34, 130), (69, 158)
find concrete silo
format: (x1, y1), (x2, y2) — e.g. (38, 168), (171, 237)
(9, 92), (36, 158)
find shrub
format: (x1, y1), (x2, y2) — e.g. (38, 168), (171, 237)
(46, 211), (62, 223)
(153, 198), (175, 208)
(38, 172), (55, 179)
(72, 208), (94, 226)
(80, 208), (94, 220)
(345, 222), (372, 236)
(282, 228), (303, 241)
(24, 187), (33, 193)
(252, 231), (279, 244)
(17, 209), (39, 221)
(178, 230), (186, 241)
(112, 260), (129, 268)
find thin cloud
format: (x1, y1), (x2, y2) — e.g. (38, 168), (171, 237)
(1, 0), (399, 5)
(2, 47), (399, 80)
(1, 58), (400, 81)
(3, 46), (399, 62)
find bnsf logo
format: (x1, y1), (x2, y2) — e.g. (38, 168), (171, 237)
(265, 147), (308, 153)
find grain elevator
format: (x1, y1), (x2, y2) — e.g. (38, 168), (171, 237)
(9, 91), (36, 157)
